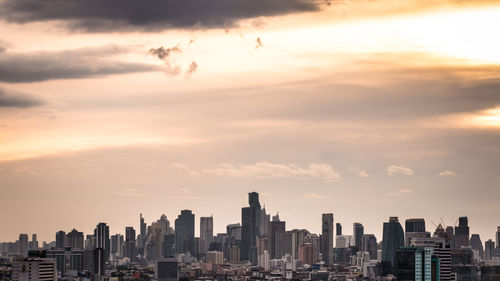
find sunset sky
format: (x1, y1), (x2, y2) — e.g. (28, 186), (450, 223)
(0, 0), (499, 243)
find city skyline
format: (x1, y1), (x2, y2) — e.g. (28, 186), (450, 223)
(1, 0), (499, 255)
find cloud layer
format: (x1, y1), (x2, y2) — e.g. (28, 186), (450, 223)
(387, 165), (414, 176)
(0, 88), (44, 108)
(0, 0), (326, 32)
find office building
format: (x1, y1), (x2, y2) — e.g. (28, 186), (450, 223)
(485, 240), (495, 260)
(18, 234), (29, 257)
(55, 231), (66, 249)
(206, 250), (223, 264)
(270, 216), (286, 259)
(175, 210), (195, 254)
(362, 234), (378, 259)
(94, 223), (110, 261)
(454, 217), (470, 249)
(405, 218), (427, 246)
(12, 257), (57, 281)
(411, 237), (452, 281)
(67, 229), (84, 249)
(241, 206), (257, 263)
(156, 258), (179, 281)
(336, 223), (342, 236)
(298, 243), (317, 265)
(200, 216), (214, 254)
(382, 217), (404, 275)
(469, 234), (483, 258)
(353, 223), (364, 251)
(396, 247), (438, 281)
(322, 213), (334, 265)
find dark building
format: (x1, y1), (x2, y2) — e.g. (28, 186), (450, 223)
(336, 223), (342, 236)
(454, 217), (470, 249)
(163, 234), (175, 258)
(353, 223), (364, 253)
(469, 234), (484, 258)
(55, 231), (66, 249)
(175, 210), (195, 254)
(270, 218), (286, 259)
(405, 218), (426, 233)
(486, 239), (495, 260)
(362, 234), (378, 259)
(124, 226), (137, 260)
(396, 247), (438, 281)
(94, 223), (110, 262)
(66, 229), (84, 249)
(241, 206), (257, 263)
(110, 234), (123, 256)
(248, 192), (262, 237)
(382, 217), (404, 275)
(321, 213), (334, 266)
(156, 258), (179, 281)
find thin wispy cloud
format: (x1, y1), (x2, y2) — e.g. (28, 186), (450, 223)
(386, 188), (414, 197)
(349, 166), (369, 177)
(438, 170), (456, 176)
(387, 165), (414, 176)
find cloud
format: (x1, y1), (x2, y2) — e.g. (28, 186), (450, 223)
(0, 88), (44, 108)
(387, 165), (414, 176)
(0, 46), (158, 83)
(186, 61), (198, 76)
(178, 187), (193, 194)
(386, 188), (414, 197)
(0, 0), (328, 32)
(148, 45), (183, 75)
(255, 37), (263, 50)
(438, 170), (456, 176)
(304, 193), (330, 199)
(117, 188), (146, 198)
(348, 166), (369, 177)
(203, 161), (341, 182)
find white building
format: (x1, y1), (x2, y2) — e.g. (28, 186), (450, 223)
(12, 257), (57, 281)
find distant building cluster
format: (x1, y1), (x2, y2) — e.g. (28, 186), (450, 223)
(1, 192), (500, 281)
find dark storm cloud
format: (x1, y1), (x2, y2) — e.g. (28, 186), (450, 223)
(0, 46), (158, 83)
(0, 0), (328, 32)
(0, 88), (44, 107)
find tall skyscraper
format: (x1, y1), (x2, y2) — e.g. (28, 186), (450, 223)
(94, 223), (110, 261)
(110, 234), (123, 257)
(18, 234), (29, 257)
(55, 231), (66, 249)
(405, 218), (426, 246)
(200, 216), (214, 254)
(362, 234), (378, 259)
(485, 239), (495, 260)
(321, 213), (334, 266)
(67, 229), (84, 249)
(496, 226), (500, 256)
(336, 223), (342, 236)
(30, 234), (38, 251)
(140, 213), (146, 249)
(469, 234), (483, 258)
(175, 210), (195, 254)
(381, 217), (404, 275)
(454, 216), (469, 249)
(270, 215), (286, 259)
(125, 227), (136, 260)
(241, 206), (257, 263)
(353, 223), (364, 250)
(248, 192), (262, 236)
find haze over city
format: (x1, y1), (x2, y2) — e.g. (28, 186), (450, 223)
(0, 0), (499, 258)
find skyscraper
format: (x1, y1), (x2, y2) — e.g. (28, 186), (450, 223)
(454, 216), (469, 249)
(321, 213), (334, 266)
(411, 237), (452, 281)
(362, 234), (378, 259)
(241, 206), (257, 263)
(469, 234), (483, 258)
(270, 215), (286, 259)
(55, 231), (66, 249)
(156, 258), (178, 281)
(200, 216), (214, 254)
(248, 192), (262, 236)
(396, 247), (437, 281)
(94, 223), (110, 261)
(381, 217), (404, 275)
(485, 239), (495, 260)
(124, 227), (136, 260)
(30, 234), (38, 251)
(140, 213), (146, 249)
(67, 229), (84, 249)
(175, 210), (195, 254)
(496, 226), (500, 256)
(18, 234), (29, 257)
(405, 218), (426, 246)
(353, 223), (364, 251)
(336, 223), (342, 236)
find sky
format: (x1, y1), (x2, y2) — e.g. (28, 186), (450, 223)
(0, 0), (499, 243)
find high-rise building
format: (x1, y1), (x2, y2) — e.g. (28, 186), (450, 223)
(241, 206), (257, 263)
(454, 217), (469, 249)
(230, 245), (240, 264)
(12, 257), (57, 281)
(362, 234), (378, 259)
(140, 213), (146, 248)
(18, 234), (29, 257)
(260, 206), (270, 237)
(248, 192), (262, 236)
(381, 217), (404, 275)
(298, 243), (317, 265)
(496, 227), (500, 256)
(125, 227), (137, 260)
(94, 223), (110, 262)
(405, 218), (427, 246)
(200, 216), (214, 254)
(67, 229), (84, 249)
(29, 234), (38, 251)
(469, 234), (483, 258)
(485, 239), (495, 260)
(227, 223), (242, 241)
(163, 234), (175, 258)
(396, 247), (438, 281)
(270, 215), (286, 259)
(410, 237), (452, 281)
(110, 234), (123, 257)
(156, 258), (179, 281)
(321, 213), (334, 266)
(353, 223), (364, 251)
(175, 210), (195, 254)
(206, 251), (223, 264)
(84, 235), (95, 250)
(55, 231), (66, 249)
(336, 223), (342, 236)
